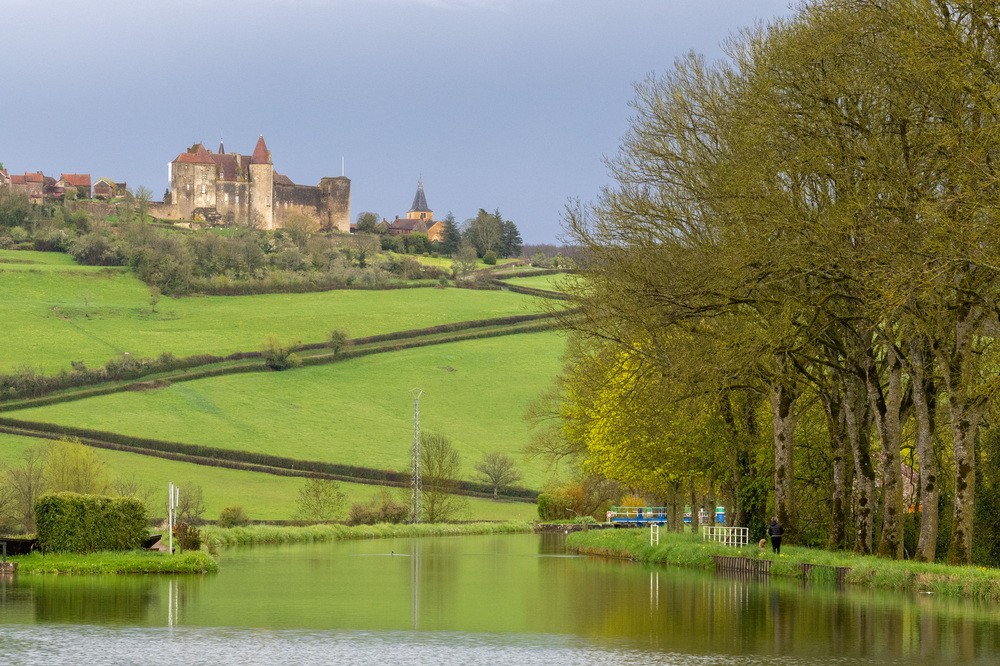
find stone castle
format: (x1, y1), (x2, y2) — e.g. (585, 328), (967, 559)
(157, 136), (350, 231)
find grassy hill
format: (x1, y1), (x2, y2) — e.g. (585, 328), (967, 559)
(0, 248), (569, 523)
(0, 432), (537, 522)
(0, 249), (547, 373)
(8, 331), (564, 488)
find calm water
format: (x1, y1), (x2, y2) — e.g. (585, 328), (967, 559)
(3, 533), (1000, 664)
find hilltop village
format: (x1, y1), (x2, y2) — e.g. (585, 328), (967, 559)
(0, 136), (447, 239)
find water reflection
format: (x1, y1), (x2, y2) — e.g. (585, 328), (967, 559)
(2, 534), (1000, 664)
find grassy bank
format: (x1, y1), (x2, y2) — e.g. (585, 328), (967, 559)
(567, 529), (1000, 600)
(11, 549), (217, 574)
(201, 521), (532, 549)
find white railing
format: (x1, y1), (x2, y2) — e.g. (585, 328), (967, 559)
(701, 526), (748, 547)
(650, 523), (660, 545)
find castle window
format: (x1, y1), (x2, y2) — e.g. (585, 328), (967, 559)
(266, 196), (270, 207)
(235, 195), (240, 204)
(224, 193), (229, 204)
(201, 185), (206, 194)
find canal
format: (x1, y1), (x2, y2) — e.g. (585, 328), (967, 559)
(2, 533), (1000, 664)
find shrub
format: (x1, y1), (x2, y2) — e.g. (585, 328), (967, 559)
(36, 492), (148, 553)
(217, 505), (251, 528)
(173, 521), (202, 551)
(262, 335), (300, 370)
(348, 489), (409, 525)
(483, 250), (498, 265)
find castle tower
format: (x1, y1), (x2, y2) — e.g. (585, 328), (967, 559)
(248, 135), (274, 229)
(320, 176), (351, 232)
(405, 178), (433, 221)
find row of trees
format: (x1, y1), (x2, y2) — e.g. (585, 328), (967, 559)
(558, 0), (1000, 564)
(356, 208), (524, 259)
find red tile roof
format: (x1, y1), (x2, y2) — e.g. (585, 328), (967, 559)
(175, 143), (215, 164)
(25, 172), (44, 183)
(251, 135), (272, 164)
(11, 175), (26, 185)
(212, 153), (245, 181)
(60, 173), (92, 187)
(273, 172), (294, 186)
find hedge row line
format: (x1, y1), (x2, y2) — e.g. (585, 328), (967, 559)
(0, 313), (553, 411)
(494, 268), (575, 280)
(495, 282), (573, 301)
(188, 276), (441, 297)
(36, 492), (148, 553)
(0, 418), (538, 501)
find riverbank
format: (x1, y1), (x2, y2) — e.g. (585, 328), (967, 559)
(11, 550), (217, 574)
(567, 528), (1000, 600)
(200, 521), (533, 549)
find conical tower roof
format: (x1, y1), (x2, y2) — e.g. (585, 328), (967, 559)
(408, 178), (430, 213)
(251, 135), (272, 164)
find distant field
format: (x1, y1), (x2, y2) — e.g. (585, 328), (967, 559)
(0, 249), (546, 373)
(0, 433), (538, 522)
(10, 331), (566, 488)
(499, 274), (578, 293)
(388, 253), (520, 271)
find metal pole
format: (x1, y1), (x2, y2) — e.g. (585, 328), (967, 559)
(410, 388), (423, 523)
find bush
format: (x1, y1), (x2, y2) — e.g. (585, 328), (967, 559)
(36, 492), (148, 553)
(262, 336), (300, 370)
(348, 489), (410, 525)
(173, 521), (202, 551)
(217, 505), (251, 528)
(483, 250), (498, 265)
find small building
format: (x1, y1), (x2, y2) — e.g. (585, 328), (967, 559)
(58, 173), (92, 199)
(93, 177), (127, 200)
(11, 172), (45, 204)
(0, 168), (9, 189)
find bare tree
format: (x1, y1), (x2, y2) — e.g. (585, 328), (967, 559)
(5, 448), (47, 533)
(474, 452), (522, 499)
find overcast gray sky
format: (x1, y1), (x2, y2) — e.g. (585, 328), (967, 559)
(0, 0), (794, 243)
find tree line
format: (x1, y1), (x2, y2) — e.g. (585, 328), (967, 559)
(556, 0), (1000, 565)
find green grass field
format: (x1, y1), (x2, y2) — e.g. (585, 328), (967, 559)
(9, 331), (565, 488)
(0, 433), (538, 522)
(499, 274), (579, 293)
(0, 250), (547, 373)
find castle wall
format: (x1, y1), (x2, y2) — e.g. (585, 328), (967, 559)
(274, 183), (323, 228)
(215, 181), (251, 225)
(171, 162), (217, 218)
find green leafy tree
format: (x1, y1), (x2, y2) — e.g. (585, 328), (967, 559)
(356, 211), (380, 234)
(295, 478), (347, 522)
(440, 212), (461, 254)
(501, 219), (522, 258)
(419, 433), (467, 522)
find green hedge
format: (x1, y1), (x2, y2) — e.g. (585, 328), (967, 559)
(35, 492), (148, 554)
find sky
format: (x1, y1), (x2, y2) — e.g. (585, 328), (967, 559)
(0, 0), (795, 244)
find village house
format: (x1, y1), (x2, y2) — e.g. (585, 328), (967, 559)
(55, 173), (92, 199)
(93, 177), (127, 200)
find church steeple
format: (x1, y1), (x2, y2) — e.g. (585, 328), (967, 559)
(407, 178), (431, 220)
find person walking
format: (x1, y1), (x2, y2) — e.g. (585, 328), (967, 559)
(768, 517), (783, 555)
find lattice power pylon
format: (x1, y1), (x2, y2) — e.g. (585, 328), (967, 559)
(410, 388), (424, 523)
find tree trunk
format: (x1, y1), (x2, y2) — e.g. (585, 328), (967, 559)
(823, 380), (850, 550)
(910, 338), (939, 562)
(844, 375), (876, 554)
(770, 377), (799, 537)
(689, 478), (699, 534)
(937, 306), (986, 565)
(866, 343), (906, 559)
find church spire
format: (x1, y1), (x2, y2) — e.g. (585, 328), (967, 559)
(408, 177), (430, 213)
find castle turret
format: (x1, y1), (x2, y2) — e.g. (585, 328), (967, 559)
(248, 135), (274, 229)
